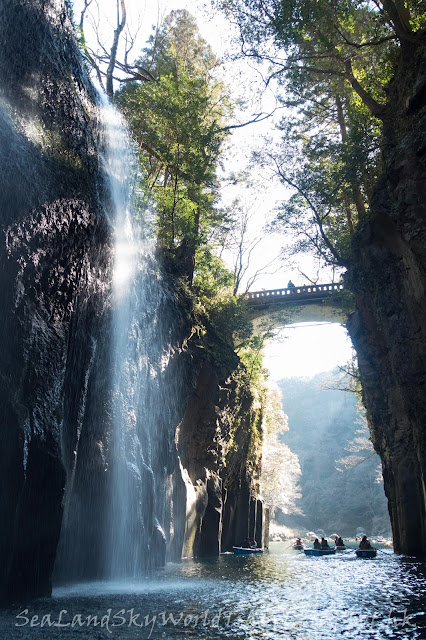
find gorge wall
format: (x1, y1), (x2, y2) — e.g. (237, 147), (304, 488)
(0, 0), (110, 601)
(0, 0), (266, 603)
(348, 37), (426, 555)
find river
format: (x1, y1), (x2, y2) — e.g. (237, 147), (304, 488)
(2, 543), (426, 639)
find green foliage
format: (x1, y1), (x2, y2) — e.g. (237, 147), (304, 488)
(236, 334), (270, 387)
(116, 10), (232, 281)
(117, 11), (267, 412)
(115, 10), (271, 485)
(215, 0), (425, 269)
(192, 247), (241, 342)
(140, 9), (221, 79)
(193, 247), (233, 306)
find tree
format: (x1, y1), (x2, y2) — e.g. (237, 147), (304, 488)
(214, 0), (425, 268)
(117, 10), (232, 282)
(219, 197), (282, 295)
(73, 0), (154, 96)
(260, 386), (302, 518)
(135, 9), (221, 79)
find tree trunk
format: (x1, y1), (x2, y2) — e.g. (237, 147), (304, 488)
(106, 0), (126, 97)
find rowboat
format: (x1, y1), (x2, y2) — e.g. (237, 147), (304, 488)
(356, 548), (377, 558)
(336, 545), (346, 551)
(293, 544), (304, 550)
(232, 546), (264, 555)
(304, 548), (336, 556)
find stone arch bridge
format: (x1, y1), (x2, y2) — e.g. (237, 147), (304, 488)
(245, 283), (348, 328)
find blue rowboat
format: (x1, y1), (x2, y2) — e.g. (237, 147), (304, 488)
(336, 545), (346, 551)
(304, 548), (336, 556)
(232, 546), (263, 555)
(356, 548), (377, 558)
(293, 544), (304, 550)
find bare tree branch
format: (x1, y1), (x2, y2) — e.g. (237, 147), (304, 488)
(106, 0), (127, 96)
(214, 106), (283, 133)
(334, 25), (397, 49)
(269, 154), (348, 266)
(79, 0), (94, 32)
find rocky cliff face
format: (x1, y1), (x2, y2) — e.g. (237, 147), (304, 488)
(176, 352), (267, 557)
(0, 0), (111, 601)
(348, 39), (426, 554)
(0, 0), (266, 602)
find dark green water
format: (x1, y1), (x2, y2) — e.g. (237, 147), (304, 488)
(2, 543), (426, 639)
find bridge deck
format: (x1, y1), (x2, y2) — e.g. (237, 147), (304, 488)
(246, 283), (344, 306)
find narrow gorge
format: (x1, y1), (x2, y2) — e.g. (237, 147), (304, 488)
(0, 0), (425, 607)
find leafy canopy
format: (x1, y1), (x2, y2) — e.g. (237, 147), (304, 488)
(117, 10), (232, 282)
(214, 0), (425, 269)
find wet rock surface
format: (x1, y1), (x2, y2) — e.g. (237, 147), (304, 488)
(0, 0), (110, 602)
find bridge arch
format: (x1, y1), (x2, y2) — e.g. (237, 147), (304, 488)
(246, 283), (348, 331)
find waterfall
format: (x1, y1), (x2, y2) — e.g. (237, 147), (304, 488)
(100, 95), (177, 578)
(54, 95), (186, 583)
(100, 95), (143, 577)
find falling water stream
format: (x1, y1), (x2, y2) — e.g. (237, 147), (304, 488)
(100, 95), (144, 578)
(54, 95), (180, 583)
(98, 95), (177, 578)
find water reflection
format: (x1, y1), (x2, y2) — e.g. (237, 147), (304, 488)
(2, 543), (426, 639)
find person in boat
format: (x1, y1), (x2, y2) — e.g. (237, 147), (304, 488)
(359, 535), (372, 550)
(313, 538), (321, 549)
(336, 536), (344, 547)
(295, 538), (302, 546)
(320, 537), (330, 549)
(242, 537), (251, 548)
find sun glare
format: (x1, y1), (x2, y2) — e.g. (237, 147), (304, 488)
(113, 234), (137, 294)
(264, 322), (354, 380)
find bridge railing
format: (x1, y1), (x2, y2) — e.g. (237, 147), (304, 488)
(246, 283), (344, 305)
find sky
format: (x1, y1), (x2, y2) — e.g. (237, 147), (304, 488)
(264, 322), (355, 380)
(74, 0), (354, 378)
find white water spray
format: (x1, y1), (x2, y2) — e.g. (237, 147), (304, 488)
(54, 94), (185, 584)
(99, 96), (164, 578)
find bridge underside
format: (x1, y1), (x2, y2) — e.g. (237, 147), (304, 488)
(246, 284), (348, 330)
(248, 301), (347, 333)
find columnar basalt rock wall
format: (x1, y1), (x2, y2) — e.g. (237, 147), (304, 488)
(348, 41), (426, 555)
(175, 355), (267, 557)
